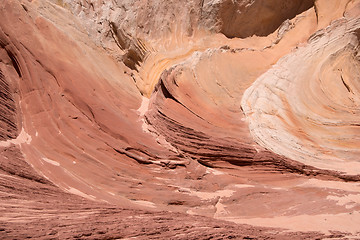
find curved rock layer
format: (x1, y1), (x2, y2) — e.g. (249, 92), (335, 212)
(1, 0), (360, 238)
(242, 17), (360, 175)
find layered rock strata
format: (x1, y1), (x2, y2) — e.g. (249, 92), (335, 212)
(1, 0), (360, 238)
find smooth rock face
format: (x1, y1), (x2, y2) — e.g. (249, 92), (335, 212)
(201, 0), (315, 38)
(1, 0), (360, 239)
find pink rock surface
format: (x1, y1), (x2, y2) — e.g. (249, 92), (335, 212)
(1, 0), (360, 238)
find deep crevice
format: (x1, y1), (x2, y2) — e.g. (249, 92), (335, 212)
(7, 51), (22, 78)
(341, 75), (352, 93)
(160, 80), (177, 101)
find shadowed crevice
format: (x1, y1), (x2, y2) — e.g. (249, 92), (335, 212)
(216, 0), (315, 38)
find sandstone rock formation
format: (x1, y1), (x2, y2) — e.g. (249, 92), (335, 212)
(1, 0), (360, 239)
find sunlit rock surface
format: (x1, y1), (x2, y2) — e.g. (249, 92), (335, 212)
(1, 0), (360, 239)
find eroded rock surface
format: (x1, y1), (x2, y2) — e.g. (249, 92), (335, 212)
(1, 0), (360, 239)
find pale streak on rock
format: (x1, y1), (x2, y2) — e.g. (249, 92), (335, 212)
(221, 211), (360, 234)
(42, 157), (60, 166)
(0, 128), (32, 147)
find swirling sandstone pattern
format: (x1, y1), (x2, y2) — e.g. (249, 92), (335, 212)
(242, 17), (360, 175)
(1, 0), (360, 239)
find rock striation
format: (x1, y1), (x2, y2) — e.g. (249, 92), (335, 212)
(1, 0), (360, 239)
(242, 16), (360, 175)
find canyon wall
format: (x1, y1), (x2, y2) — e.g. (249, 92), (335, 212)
(1, 0), (360, 238)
